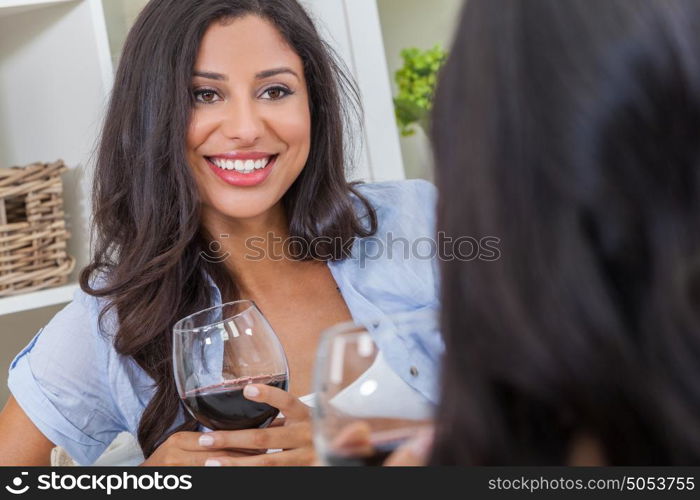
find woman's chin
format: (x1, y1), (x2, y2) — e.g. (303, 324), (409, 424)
(208, 201), (281, 222)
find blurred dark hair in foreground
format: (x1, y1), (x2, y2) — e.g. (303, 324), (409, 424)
(431, 0), (700, 464)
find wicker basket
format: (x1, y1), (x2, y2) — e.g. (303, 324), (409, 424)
(0, 160), (76, 297)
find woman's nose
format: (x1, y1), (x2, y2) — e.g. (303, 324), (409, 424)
(218, 99), (264, 144)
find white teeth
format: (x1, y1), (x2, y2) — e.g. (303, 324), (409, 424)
(210, 156), (273, 173)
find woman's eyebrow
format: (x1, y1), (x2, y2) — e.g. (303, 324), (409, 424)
(255, 67), (299, 80)
(192, 70), (227, 81)
(192, 67), (299, 81)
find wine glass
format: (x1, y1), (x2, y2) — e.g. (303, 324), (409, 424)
(312, 309), (437, 465)
(173, 300), (289, 430)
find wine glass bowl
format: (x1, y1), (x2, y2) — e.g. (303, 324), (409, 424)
(313, 310), (436, 465)
(173, 300), (289, 430)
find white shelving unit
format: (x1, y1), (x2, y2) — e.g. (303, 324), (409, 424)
(0, 0), (73, 17)
(0, 0), (112, 319)
(303, 0), (405, 182)
(0, 0), (403, 320)
(0, 284), (77, 316)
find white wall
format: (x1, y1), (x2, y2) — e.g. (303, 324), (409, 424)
(377, 0), (464, 180)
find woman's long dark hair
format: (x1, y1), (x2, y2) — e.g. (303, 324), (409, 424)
(431, 0), (700, 464)
(80, 0), (376, 458)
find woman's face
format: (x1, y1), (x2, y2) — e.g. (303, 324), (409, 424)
(187, 15), (311, 222)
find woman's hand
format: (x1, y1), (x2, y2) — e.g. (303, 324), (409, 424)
(383, 428), (433, 466)
(317, 421), (433, 467)
(141, 385), (312, 466)
(197, 384), (315, 466)
(140, 431), (255, 466)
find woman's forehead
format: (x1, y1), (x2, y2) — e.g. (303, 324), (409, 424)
(194, 15), (303, 79)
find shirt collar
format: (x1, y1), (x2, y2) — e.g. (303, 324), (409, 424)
(203, 271), (223, 304)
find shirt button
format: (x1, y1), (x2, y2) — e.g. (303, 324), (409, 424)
(410, 366), (419, 377)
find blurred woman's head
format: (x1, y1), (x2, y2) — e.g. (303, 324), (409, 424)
(432, 0), (700, 464)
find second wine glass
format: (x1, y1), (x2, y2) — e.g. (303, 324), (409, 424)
(313, 309), (437, 465)
(173, 300), (289, 431)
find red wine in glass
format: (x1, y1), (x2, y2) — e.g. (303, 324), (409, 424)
(325, 440), (402, 466)
(173, 300), (290, 431)
(182, 374), (288, 430)
(324, 427), (415, 466)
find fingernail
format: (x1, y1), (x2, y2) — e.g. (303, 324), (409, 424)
(199, 434), (215, 447)
(409, 430), (434, 457)
(204, 459), (222, 467)
(244, 385), (260, 398)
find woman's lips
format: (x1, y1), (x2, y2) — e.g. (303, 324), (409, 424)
(205, 155), (277, 187)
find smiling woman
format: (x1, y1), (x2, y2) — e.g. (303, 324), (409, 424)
(187, 16), (311, 216)
(0, 0), (441, 467)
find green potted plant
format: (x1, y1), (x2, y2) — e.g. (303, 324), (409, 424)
(393, 44), (448, 137)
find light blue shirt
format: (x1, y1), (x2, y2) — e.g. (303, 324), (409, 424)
(7, 179), (443, 465)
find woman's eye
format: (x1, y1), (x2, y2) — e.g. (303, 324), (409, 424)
(261, 86), (292, 100)
(193, 89), (220, 103)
